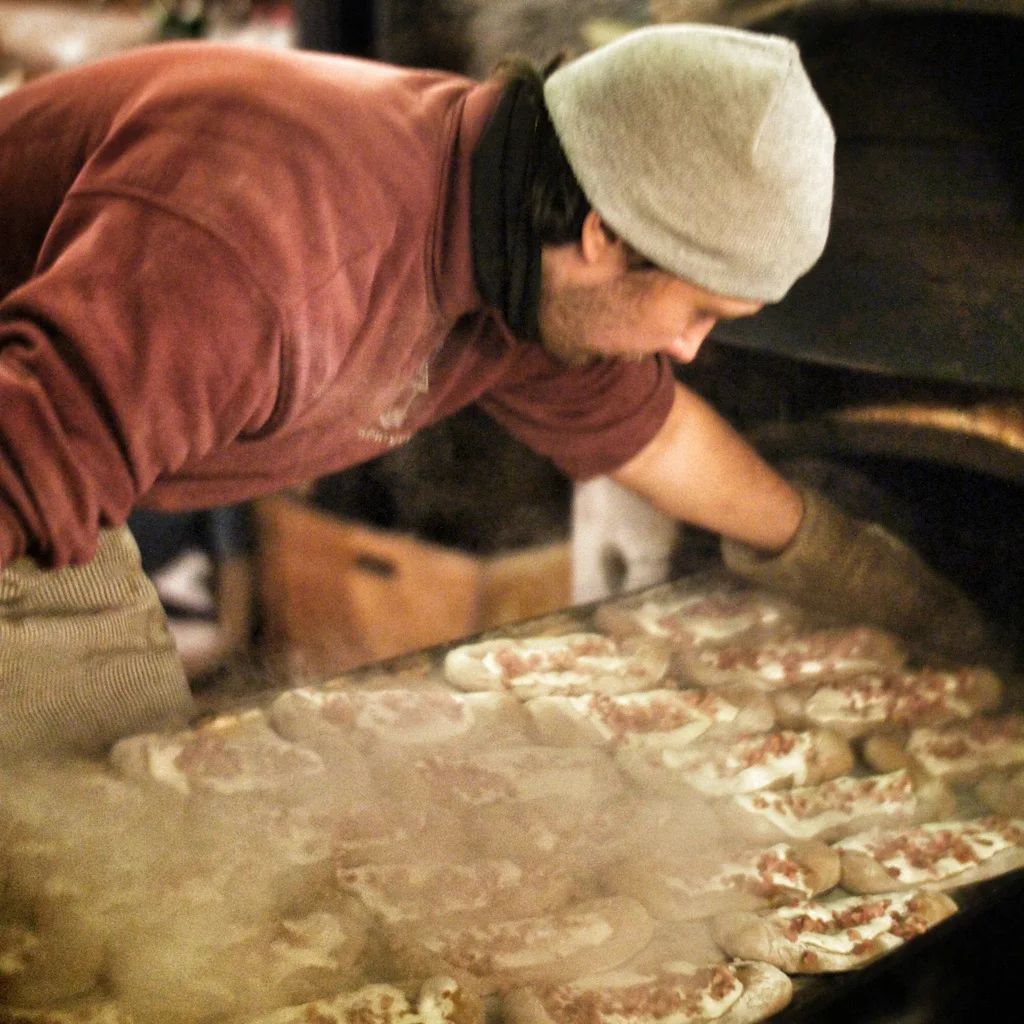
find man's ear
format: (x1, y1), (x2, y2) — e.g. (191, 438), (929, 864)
(579, 210), (625, 267)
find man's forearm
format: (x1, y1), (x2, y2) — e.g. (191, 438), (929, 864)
(610, 385), (994, 664)
(610, 382), (803, 552)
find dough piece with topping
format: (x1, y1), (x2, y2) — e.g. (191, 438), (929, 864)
(594, 579), (803, 651)
(681, 628), (905, 692)
(107, 891), (368, 1022)
(617, 730), (854, 799)
(236, 976), (484, 1024)
(443, 634), (669, 699)
(864, 714), (1024, 784)
(108, 710), (333, 800)
(835, 817), (1024, 893)
(388, 897), (655, 995)
(336, 858), (577, 926)
(388, 746), (625, 811)
(503, 960), (793, 1024)
(774, 666), (1003, 739)
(525, 688), (774, 749)
(718, 770), (957, 845)
(603, 841), (840, 921)
(470, 792), (726, 869)
(712, 890), (957, 973)
(269, 687), (529, 758)
(331, 798), (469, 869)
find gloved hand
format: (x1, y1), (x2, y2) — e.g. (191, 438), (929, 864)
(0, 526), (194, 755)
(721, 483), (995, 665)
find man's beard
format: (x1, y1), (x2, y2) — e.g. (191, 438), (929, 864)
(536, 273), (650, 368)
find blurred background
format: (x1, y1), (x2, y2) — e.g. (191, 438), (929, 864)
(3, 0), (1021, 693)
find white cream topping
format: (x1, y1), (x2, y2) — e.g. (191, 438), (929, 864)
(760, 660), (822, 684)
(734, 771), (915, 839)
(631, 588), (787, 646)
(146, 744), (193, 794)
(417, 976), (467, 1024)
(808, 675), (975, 729)
(530, 690), (738, 748)
(773, 893), (920, 954)
(658, 732), (812, 797)
(277, 687), (481, 746)
(543, 964), (744, 1024)
(340, 860), (522, 923)
(353, 692), (475, 745)
(242, 979), (470, 1024)
(806, 686), (889, 727)
(836, 820), (1023, 884)
(247, 985), (415, 1024)
(634, 602), (759, 644)
(663, 844), (815, 900)
(480, 656), (637, 692)
(142, 714), (323, 796)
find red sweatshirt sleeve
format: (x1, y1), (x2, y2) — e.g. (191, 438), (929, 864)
(479, 345), (677, 481)
(0, 196), (282, 568)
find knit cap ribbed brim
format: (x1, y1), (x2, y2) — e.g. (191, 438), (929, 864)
(543, 24), (835, 303)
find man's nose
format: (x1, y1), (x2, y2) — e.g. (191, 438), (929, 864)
(666, 319), (716, 362)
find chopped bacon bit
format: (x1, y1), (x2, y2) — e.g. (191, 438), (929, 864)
(858, 818), (1024, 876)
(702, 628), (892, 685)
(588, 692), (722, 741)
(494, 638), (622, 683)
(780, 894), (942, 959)
(818, 668), (987, 727)
(745, 771), (914, 823)
(538, 966), (740, 1024)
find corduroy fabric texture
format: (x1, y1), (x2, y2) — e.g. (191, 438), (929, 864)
(721, 485), (994, 664)
(543, 24), (835, 303)
(0, 526), (193, 755)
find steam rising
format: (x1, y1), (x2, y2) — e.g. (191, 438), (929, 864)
(0, 672), (733, 1023)
(0, 580), (888, 1022)
(1, 749), (368, 1021)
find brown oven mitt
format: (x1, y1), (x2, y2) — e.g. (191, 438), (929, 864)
(720, 484), (995, 665)
(0, 526), (194, 756)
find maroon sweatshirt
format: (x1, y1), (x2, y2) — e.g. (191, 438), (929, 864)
(0, 42), (674, 568)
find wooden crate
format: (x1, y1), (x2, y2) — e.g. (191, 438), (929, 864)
(253, 496), (571, 678)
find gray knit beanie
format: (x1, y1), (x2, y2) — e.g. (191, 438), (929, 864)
(543, 24), (835, 303)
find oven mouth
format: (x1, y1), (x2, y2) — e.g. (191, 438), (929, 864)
(710, 6), (1024, 389)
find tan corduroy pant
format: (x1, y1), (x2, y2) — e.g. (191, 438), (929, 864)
(0, 526), (194, 756)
